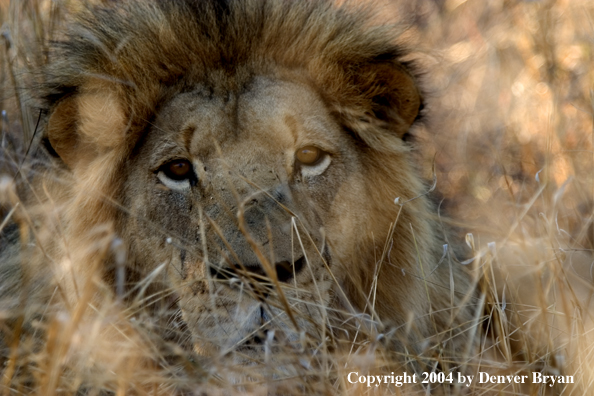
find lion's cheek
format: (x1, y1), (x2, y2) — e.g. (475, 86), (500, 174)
(324, 174), (369, 267)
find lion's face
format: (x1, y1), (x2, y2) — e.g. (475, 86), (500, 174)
(122, 77), (367, 356)
(36, 0), (476, 373)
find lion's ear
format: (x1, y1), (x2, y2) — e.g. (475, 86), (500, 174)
(46, 96), (81, 167)
(46, 83), (127, 168)
(369, 63), (422, 136)
(346, 62), (422, 142)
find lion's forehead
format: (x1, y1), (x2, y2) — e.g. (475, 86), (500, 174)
(148, 78), (343, 167)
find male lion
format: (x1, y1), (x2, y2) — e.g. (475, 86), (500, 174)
(1, 0), (477, 387)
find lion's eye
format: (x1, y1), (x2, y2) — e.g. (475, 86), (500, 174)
(157, 159), (195, 191)
(296, 146), (323, 165)
(160, 159), (194, 181)
(295, 146), (331, 178)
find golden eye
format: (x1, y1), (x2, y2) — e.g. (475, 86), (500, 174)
(296, 146), (322, 165)
(162, 159), (193, 181)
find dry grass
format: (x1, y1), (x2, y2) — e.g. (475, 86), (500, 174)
(1, 0), (593, 395)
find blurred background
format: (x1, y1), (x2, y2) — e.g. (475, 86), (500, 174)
(406, 1), (594, 394)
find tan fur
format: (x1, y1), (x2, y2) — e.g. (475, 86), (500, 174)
(7, 0), (476, 376)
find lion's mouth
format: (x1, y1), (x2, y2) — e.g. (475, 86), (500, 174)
(209, 256), (306, 284)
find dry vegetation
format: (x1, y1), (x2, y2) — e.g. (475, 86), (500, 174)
(1, 0), (593, 395)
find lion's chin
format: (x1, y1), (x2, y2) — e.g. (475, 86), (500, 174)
(187, 298), (305, 362)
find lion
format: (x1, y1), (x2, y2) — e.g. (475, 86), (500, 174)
(1, 0), (477, 389)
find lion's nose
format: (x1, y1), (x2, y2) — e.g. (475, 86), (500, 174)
(209, 256), (305, 284)
(272, 257), (305, 283)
